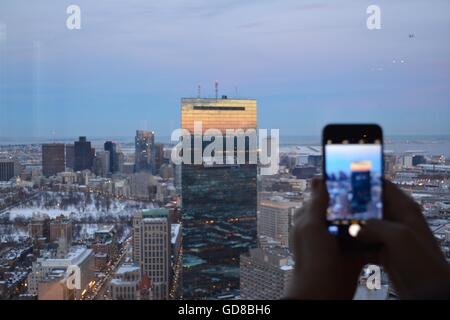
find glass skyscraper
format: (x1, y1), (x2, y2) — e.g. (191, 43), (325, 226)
(135, 130), (155, 173)
(181, 97), (257, 299)
(104, 141), (118, 173)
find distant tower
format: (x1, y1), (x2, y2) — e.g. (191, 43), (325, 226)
(214, 81), (219, 99)
(197, 85), (201, 98)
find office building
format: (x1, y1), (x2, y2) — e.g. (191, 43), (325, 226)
(135, 130), (155, 172)
(153, 143), (164, 175)
(28, 246), (94, 300)
(258, 198), (301, 247)
(240, 245), (293, 300)
(132, 208), (170, 300)
(181, 97), (257, 298)
(74, 137), (94, 172)
(0, 158), (21, 181)
(93, 151), (110, 177)
(109, 264), (151, 300)
(42, 143), (66, 177)
(104, 141), (118, 173)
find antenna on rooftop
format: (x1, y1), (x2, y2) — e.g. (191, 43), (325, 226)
(197, 84), (201, 98)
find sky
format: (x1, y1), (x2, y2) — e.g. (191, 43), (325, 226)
(325, 144), (382, 174)
(0, 0), (450, 140)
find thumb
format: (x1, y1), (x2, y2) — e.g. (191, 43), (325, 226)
(357, 219), (402, 246)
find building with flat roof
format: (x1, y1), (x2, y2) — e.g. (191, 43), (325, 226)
(240, 245), (293, 300)
(133, 209), (170, 300)
(42, 143), (65, 177)
(181, 97), (258, 298)
(27, 246), (94, 300)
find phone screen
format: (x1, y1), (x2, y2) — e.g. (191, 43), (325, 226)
(325, 141), (383, 236)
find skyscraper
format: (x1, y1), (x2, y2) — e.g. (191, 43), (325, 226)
(42, 143), (66, 177)
(135, 130), (154, 173)
(65, 144), (75, 170)
(104, 141), (118, 173)
(133, 208), (170, 300)
(74, 137), (94, 172)
(153, 143), (164, 175)
(93, 151), (110, 177)
(0, 158), (21, 181)
(181, 97), (257, 298)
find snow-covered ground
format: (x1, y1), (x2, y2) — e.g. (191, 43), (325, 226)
(6, 191), (154, 221)
(0, 224), (28, 243)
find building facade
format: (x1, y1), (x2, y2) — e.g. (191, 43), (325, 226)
(181, 97), (258, 298)
(133, 209), (170, 300)
(258, 198), (301, 247)
(0, 158), (21, 181)
(74, 137), (94, 172)
(104, 141), (118, 173)
(42, 143), (66, 177)
(240, 246), (293, 300)
(135, 130), (155, 173)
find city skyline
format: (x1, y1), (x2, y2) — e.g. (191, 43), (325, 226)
(1, 0), (450, 138)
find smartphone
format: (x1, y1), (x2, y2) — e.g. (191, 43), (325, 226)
(322, 124), (383, 251)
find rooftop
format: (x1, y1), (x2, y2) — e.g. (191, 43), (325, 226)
(141, 208), (168, 218)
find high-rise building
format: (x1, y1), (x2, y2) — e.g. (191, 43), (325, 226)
(104, 141), (118, 173)
(133, 208), (171, 300)
(153, 143), (164, 175)
(240, 245), (293, 300)
(258, 198), (301, 248)
(135, 130), (155, 172)
(65, 144), (75, 170)
(181, 97), (258, 298)
(0, 158), (21, 181)
(93, 151), (110, 177)
(74, 136), (94, 172)
(42, 143), (66, 177)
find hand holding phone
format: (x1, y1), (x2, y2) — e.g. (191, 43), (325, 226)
(322, 124), (383, 251)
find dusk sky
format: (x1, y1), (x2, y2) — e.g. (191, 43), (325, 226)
(0, 0), (449, 140)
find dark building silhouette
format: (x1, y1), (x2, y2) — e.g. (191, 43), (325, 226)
(153, 143), (164, 175)
(104, 141), (118, 173)
(42, 143), (65, 177)
(74, 136), (94, 172)
(292, 165), (316, 179)
(0, 158), (20, 181)
(412, 155), (427, 166)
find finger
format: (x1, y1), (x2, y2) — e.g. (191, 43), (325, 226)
(384, 180), (423, 223)
(307, 178), (329, 225)
(384, 181), (441, 253)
